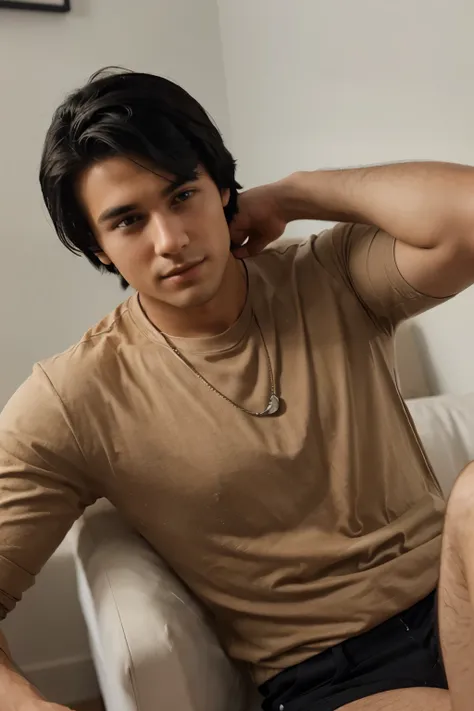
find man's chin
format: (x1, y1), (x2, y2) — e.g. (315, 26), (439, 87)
(155, 286), (218, 311)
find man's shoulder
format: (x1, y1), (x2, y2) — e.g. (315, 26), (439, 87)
(249, 236), (314, 276)
(0, 296), (143, 454)
(250, 233), (344, 293)
(38, 296), (137, 394)
(258, 236), (309, 260)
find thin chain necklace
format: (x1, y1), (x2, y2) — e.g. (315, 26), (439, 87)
(154, 264), (281, 417)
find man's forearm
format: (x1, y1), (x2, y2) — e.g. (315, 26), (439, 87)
(278, 162), (474, 252)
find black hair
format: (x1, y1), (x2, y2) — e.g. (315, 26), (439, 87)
(39, 67), (241, 287)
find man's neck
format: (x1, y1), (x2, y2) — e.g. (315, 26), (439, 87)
(139, 258), (247, 338)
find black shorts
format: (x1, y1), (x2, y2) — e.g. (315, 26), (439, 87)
(259, 591), (447, 711)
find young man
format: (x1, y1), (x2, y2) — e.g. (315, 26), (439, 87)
(1, 69), (474, 711)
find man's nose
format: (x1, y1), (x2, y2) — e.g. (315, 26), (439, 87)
(150, 213), (189, 256)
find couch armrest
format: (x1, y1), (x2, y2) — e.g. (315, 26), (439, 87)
(70, 501), (251, 711)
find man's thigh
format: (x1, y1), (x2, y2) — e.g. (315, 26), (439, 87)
(339, 687), (450, 711)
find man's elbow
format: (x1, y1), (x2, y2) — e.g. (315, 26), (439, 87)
(435, 236), (474, 293)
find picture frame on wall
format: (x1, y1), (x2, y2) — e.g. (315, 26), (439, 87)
(0, 0), (70, 11)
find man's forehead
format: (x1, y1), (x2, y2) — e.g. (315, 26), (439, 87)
(83, 155), (179, 185)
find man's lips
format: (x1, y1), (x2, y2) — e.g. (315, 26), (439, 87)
(161, 259), (205, 279)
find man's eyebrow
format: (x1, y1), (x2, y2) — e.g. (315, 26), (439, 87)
(98, 204), (137, 224)
(161, 176), (198, 195)
(97, 177), (198, 224)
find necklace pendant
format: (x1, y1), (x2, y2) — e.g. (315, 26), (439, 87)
(265, 394), (280, 416)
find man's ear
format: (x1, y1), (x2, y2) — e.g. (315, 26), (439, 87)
(221, 188), (231, 208)
(95, 251), (112, 266)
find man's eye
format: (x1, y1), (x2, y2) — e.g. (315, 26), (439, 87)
(116, 215), (143, 229)
(173, 189), (195, 205)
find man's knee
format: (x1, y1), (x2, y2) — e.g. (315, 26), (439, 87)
(445, 461), (474, 542)
(448, 461), (474, 505)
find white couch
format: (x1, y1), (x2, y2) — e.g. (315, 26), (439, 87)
(70, 393), (474, 711)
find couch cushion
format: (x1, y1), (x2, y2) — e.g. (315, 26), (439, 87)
(407, 393), (474, 496)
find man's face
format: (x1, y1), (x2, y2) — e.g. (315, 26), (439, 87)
(77, 156), (232, 309)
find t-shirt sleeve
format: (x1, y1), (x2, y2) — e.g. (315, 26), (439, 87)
(0, 364), (96, 640)
(311, 222), (449, 330)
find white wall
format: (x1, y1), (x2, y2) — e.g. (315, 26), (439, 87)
(0, 0), (229, 703)
(218, 0), (474, 395)
(0, 0), (230, 409)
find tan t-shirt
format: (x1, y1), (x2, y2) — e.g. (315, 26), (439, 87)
(0, 224), (447, 683)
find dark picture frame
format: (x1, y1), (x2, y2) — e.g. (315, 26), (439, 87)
(0, 0), (70, 11)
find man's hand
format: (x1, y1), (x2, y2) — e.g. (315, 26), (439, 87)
(230, 181), (289, 258)
(229, 172), (357, 258)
